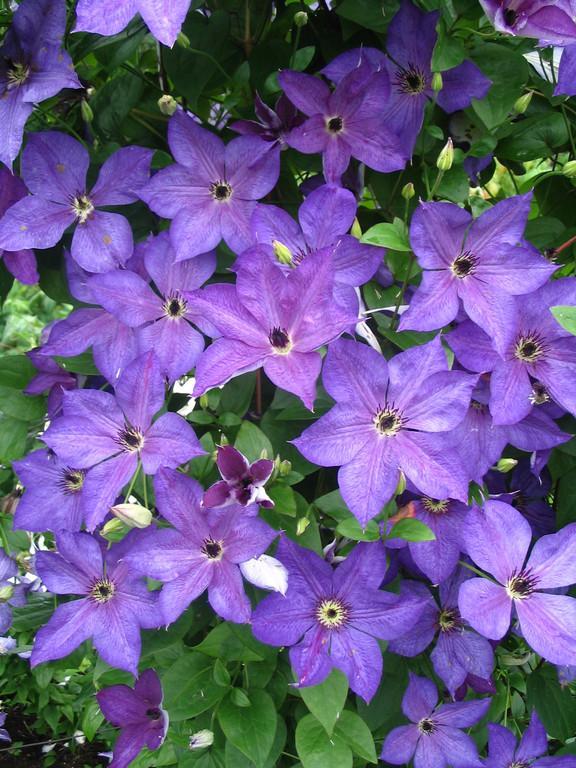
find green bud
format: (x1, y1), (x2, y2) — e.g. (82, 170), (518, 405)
(394, 470), (406, 497)
(431, 72), (443, 92)
(436, 137), (454, 171)
(189, 730), (214, 750)
(272, 239), (294, 266)
(563, 160), (576, 179)
(177, 31), (190, 48)
(80, 99), (94, 124)
(296, 517), (310, 536)
(350, 217), (362, 240)
(513, 91), (533, 115)
(496, 458), (518, 473)
(401, 182), (415, 200)
(0, 586), (14, 603)
(294, 11), (308, 27)
(111, 503), (153, 529)
(158, 94), (178, 116)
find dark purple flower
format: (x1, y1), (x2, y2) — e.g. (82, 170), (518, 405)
(230, 93), (304, 147)
(31, 531), (161, 674)
(479, 1), (576, 45)
(191, 248), (355, 410)
(389, 574), (495, 697)
(41, 352), (204, 530)
(0, 133), (153, 273)
(75, 0), (192, 47)
(380, 672), (490, 767)
(89, 232), (216, 382)
(252, 537), (425, 702)
(279, 64), (406, 183)
(97, 669), (168, 768)
(140, 110), (280, 260)
(203, 445), (274, 509)
(0, 0), (81, 169)
(459, 500), (576, 666)
(322, 1), (491, 156)
(0, 712), (9, 743)
(124, 468), (277, 625)
(399, 195), (557, 353)
(294, 336), (476, 526)
(486, 710), (576, 768)
(0, 168), (37, 283)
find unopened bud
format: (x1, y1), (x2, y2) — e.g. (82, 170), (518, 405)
(189, 730), (214, 750)
(513, 91), (533, 115)
(563, 160), (576, 178)
(0, 585), (14, 602)
(158, 94), (178, 116)
(272, 239), (294, 266)
(431, 72), (443, 92)
(496, 458), (518, 473)
(350, 217), (362, 240)
(80, 99), (93, 123)
(401, 182), (415, 200)
(394, 470), (406, 497)
(436, 137), (454, 171)
(294, 11), (308, 27)
(177, 31), (190, 48)
(111, 503), (153, 529)
(296, 516), (310, 536)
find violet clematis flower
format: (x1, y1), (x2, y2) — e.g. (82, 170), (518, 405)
(399, 194), (557, 353)
(486, 710), (576, 768)
(459, 500), (576, 666)
(252, 537), (425, 702)
(140, 110), (280, 260)
(97, 669), (168, 768)
(0, 712), (9, 743)
(479, 1), (576, 45)
(75, 0), (192, 47)
(13, 449), (87, 533)
(0, 0), (81, 169)
(0, 133), (153, 273)
(203, 445), (274, 509)
(124, 468), (278, 625)
(279, 64), (406, 184)
(89, 232), (216, 382)
(322, 1), (491, 157)
(230, 93), (304, 147)
(294, 336), (476, 526)
(191, 248), (356, 410)
(388, 575), (495, 697)
(0, 168), (38, 282)
(25, 348), (76, 419)
(381, 672), (490, 767)
(31, 531), (161, 674)
(41, 352), (204, 531)
(447, 278), (576, 424)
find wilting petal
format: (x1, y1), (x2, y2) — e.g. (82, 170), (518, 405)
(142, 412), (204, 473)
(458, 578), (512, 640)
(516, 593), (576, 666)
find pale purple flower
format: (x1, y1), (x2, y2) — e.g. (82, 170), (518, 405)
(97, 669), (168, 768)
(0, 133), (153, 273)
(486, 711), (576, 768)
(124, 468), (277, 625)
(380, 672), (490, 767)
(203, 445), (274, 509)
(294, 336), (476, 527)
(252, 537), (425, 702)
(0, 168), (38, 282)
(459, 500), (576, 666)
(140, 110), (280, 260)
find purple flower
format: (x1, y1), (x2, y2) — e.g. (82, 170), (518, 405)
(0, 0), (81, 169)
(97, 669), (168, 768)
(459, 500), (576, 666)
(0, 168), (38, 283)
(203, 445), (274, 509)
(479, 1), (576, 45)
(89, 232), (216, 382)
(0, 133), (153, 273)
(191, 248), (355, 410)
(13, 449), (87, 533)
(486, 710), (576, 768)
(322, 1), (491, 156)
(0, 712), (9, 743)
(31, 531), (161, 674)
(399, 194), (557, 353)
(124, 468), (277, 625)
(381, 672), (490, 767)
(389, 575), (495, 697)
(140, 110), (280, 260)
(447, 278), (576, 424)
(279, 64), (406, 184)
(41, 352), (204, 530)
(230, 93), (304, 147)
(75, 0), (192, 47)
(294, 336), (476, 526)
(252, 537), (425, 702)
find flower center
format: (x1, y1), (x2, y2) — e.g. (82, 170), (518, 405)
(422, 498), (449, 515)
(163, 294), (187, 318)
(514, 335), (544, 363)
(438, 607), (463, 633)
(316, 598), (348, 629)
(118, 427), (145, 453)
(374, 407), (403, 437)
(451, 252), (477, 278)
(418, 717), (437, 735)
(269, 326), (292, 354)
(396, 65), (427, 95)
(146, 708), (162, 721)
(202, 538), (224, 560)
(59, 468), (85, 494)
(326, 116), (344, 134)
(529, 382), (550, 405)
(71, 195), (95, 224)
(210, 180), (232, 202)
(7, 62), (30, 88)
(505, 569), (538, 600)
(90, 578), (116, 604)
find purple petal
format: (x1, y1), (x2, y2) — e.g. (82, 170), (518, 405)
(458, 578), (512, 640)
(91, 146), (153, 206)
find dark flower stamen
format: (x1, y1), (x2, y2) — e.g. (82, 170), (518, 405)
(316, 597), (348, 629)
(118, 427), (145, 453)
(374, 407), (403, 436)
(418, 717), (437, 735)
(210, 180), (232, 202)
(202, 538), (224, 560)
(269, 326), (292, 353)
(451, 251), (477, 278)
(506, 568), (538, 600)
(163, 294), (187, 318)
(90, 578), (116, 604)
(58, 468), (86, 495)
(326, 116), (344, 134)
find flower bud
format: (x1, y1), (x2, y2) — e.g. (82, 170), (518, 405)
(563, 160), (576, 179)
(296, 516), (310, 536)
(158, 94), (178, 116)
(0, 585), (14, 602)
(436, 137), (454, 171)
(272, 239), (294, 266)
(431, 72), (443, 92)
(294, 11), (308, 27)
(513, 91), (532, 115)
(350, 217), (362, 240)
(177, 31), (190, 48)
(80, 99), (94, 123)
(189, 730), (214, 750)
(111, 503), (153, 529)
(496, 458), (517, 473)
(401, 182), (415, 200)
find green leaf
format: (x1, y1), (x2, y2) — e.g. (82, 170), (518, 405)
(162, 652), (226, 721)
(389, 518), (436, 542)
(295, 714), (352, 768)
(334, 711), (377, 763)
(218, 689), (277, 768)
(551, 305), (576, 335)
(235, 421), (274, 462)
(361, 219), (411, 251)
(526, 664), (576, 740)
(299, 670), (348, 735)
